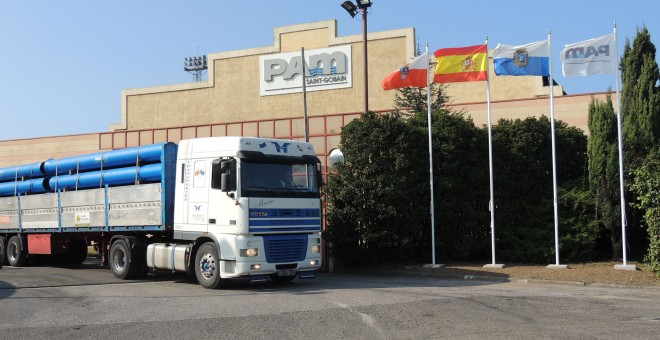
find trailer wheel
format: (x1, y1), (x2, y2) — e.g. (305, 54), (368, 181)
(0, 236), (8, 265)
(109, 239), (137, 279)
(7, 236), (27, 267)
(195, 242), (225, 289)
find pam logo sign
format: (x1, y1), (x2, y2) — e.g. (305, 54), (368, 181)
(260, 45), (352, 96)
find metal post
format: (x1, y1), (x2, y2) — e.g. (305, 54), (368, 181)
(423, 44), (443, 269)
(546, 30), (566, 269)
(362, 8), (369, 114)
(302, 47), (309, 142)
(613, 22), (636, 271)
(483, 37), (504, 269)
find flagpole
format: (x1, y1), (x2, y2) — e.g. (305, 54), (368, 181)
(427, 43), (436, 265)
(483, 36), (504, 269)
(547, 29), (565, 269)
(423, 43), (443, 269)
(613, 22), (635, 271)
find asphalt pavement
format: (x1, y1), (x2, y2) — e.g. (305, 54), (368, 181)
(2, 265), (660, 339)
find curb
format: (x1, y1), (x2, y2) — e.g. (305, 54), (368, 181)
(331, 268), (659, 289)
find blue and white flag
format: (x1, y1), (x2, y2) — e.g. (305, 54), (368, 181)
(493, 40), (549, 76)
(560, 33), (616, 77)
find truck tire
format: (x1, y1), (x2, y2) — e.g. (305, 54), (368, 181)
(194, 242), (225, 289)
(7, 236), (27, 267)
(0, 236), (8, 266)
(109, 239), (137, 279)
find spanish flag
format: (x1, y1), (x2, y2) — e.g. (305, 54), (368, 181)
(434, 44), (488, 83)
(382, 52), (429, 90)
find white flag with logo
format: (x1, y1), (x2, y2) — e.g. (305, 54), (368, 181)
(560, 33), (617, 77)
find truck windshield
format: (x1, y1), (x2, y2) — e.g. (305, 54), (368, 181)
(240, 161), (319, 198)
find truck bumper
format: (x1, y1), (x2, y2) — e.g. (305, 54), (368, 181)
(224, 260), (321, 279)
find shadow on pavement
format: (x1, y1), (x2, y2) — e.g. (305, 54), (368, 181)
(1, 257), (512, 295)
(0, 281), (16, 299)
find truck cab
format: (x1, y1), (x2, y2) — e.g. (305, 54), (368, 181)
(171, 137), (323, 288)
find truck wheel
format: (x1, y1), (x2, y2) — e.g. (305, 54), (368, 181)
(7, 236), (27, 267)
(0, 236), (8, 265)
(109, 239), (137, 279)
(195, 242), (225, 289)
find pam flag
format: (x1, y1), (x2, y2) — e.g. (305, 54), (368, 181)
(493, 40), (549, 76)
(433, 44), (488, 83)
(382, 52), (429, 90)
(560, 33), (616, 77)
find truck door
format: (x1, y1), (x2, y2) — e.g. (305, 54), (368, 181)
(187, 159), (210, 230)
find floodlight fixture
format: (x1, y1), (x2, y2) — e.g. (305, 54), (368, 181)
(341, 1), (357, 17)
(356, 0), (372, 9)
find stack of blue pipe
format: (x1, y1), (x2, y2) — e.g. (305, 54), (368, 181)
(0, 143), (166, 197)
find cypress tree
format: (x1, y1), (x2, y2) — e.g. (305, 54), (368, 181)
(621, 26), (660, 165)
(587, 95), (620, 258)
(620, 26), (660, 259)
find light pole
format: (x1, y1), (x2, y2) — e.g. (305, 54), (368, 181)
(341, 0), (372, 115)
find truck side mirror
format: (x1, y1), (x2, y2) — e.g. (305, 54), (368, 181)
(316, 164), (323, 188)
(212, 158), (236, 192)
(221, 172), (235, 192)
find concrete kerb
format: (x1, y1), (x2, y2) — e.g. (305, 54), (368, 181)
(331, 266), (658, 289)
(333, 267), (510, 284)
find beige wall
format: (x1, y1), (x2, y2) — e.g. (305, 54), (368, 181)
(0, 20), (608, 171)
(0, 133), (101, 168)
(450, 92), (617, 135)
(115, 20), (572, 135)
(115, 21), (415, 132)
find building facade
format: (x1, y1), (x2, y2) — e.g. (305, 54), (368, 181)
(0, 20), (614, 169)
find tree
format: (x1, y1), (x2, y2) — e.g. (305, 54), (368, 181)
(587, 95), (621, 259)
(492, 116), (588, 262)
(393, 82), (450, 116)
(396, 79), (492, 260)
(630, 149), (660, 276)
(325, 112), (428, 264)
(408, 109), (490, 261)
(394, 82), (490, 260)
(620, 26), (660, 259)
(621, 26), (660, 165)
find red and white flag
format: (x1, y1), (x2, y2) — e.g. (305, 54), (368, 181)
(381, 52), (429, 90)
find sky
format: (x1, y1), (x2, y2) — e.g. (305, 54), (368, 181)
(1, 0), (659, 140)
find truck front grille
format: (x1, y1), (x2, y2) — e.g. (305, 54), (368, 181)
(263, 234), (307, 263)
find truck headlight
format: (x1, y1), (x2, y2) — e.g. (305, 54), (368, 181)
(240, 248), (258, 257)
(311, 245), (321, 253)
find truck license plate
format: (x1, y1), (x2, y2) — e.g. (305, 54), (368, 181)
(277, 269), (296, 276)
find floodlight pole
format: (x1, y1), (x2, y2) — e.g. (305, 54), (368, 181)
(361, 7), (369, 115)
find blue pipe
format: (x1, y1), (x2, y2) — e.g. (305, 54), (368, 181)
(42, 143), (167, 175)
(0, 178), (50, 197)
(0, 161), (49, 182)
(48, 164), (162, 190)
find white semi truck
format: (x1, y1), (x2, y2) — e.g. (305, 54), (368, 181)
(0, 137), (323, 289)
